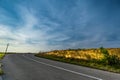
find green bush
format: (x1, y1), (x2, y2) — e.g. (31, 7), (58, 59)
(100, 47), (109, 63)
(100, 47), (120, 66)
(100, 47), (109, 57)
(107, 55), (120, 66)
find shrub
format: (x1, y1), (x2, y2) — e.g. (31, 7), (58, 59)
(100, 47), (120, 66)
(100, 47), (109, 57)
(100, 47), (109, 63)
(107, 55), (120, 66)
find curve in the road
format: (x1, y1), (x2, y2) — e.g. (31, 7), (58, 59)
(22, 55), (102, 80)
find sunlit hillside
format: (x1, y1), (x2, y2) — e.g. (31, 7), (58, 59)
(46, 48), (120, 60)
(36, 48), (120, 73)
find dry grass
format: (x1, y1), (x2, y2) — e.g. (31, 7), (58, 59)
(47, 48), (120, 60)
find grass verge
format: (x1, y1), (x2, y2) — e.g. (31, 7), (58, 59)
(0, 53), (5, 75)
(35, 53), (120, 73)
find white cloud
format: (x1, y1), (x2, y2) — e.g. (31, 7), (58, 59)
(0, 5), (70, 52)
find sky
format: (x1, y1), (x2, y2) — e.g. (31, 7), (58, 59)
(0, 0), (120, 52)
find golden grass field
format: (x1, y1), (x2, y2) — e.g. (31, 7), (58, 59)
(47, 48), (120, 60)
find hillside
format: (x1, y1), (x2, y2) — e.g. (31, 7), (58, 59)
(36, 48), (120, 73)
(46, 48), (120, 60)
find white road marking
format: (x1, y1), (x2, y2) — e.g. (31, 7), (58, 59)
(23, 55), (103, 80)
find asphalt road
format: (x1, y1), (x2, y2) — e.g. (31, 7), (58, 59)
(1, 54), (120, 80)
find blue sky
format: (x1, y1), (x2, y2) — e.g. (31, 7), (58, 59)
(0, 0), (120, 52)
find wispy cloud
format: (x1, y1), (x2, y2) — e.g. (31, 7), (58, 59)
(0, 0), (120, 52)
(0, 4), (71, 52)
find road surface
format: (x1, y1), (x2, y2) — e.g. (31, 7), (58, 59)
(1, 54), (120, 80)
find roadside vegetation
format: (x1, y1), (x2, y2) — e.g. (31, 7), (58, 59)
(0, 52), (5, 75)
(0, 53), (5, 59)
(35, 47), (120, 73)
